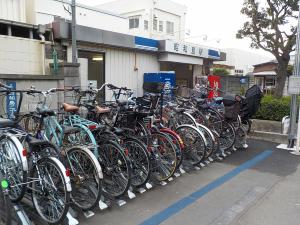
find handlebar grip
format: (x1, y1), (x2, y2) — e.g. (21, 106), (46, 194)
(107, 84), (118, 89)
(0, 82), (11, 90)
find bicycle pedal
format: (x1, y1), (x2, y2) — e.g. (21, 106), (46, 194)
(127, 190), (136, 199)
(67, 212), (79, 225)
(174, 172), (181, 177)
(194, 166), (201, 170)
(179, 167), (186, 174)
(138, 187), (147, 193)
(145, 182), (153, 189)
(209, 157), (214, 162)
(160, 181), (167, 186)
(116, 199), (127, 207)
(99, 200), (109, 210)
(200, 163), (206, 167)
(83, 211), (95, 218)
(168, 177), (174, 182)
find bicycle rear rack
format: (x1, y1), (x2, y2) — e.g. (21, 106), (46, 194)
(0, 128), (27, 139)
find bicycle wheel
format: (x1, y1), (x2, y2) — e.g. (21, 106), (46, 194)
(31, 157), (70, 224)
(0, 181), (11, 225)
(219, 121), (236, 151)
(203, 108), (223, 135)
(123, 137), (151, 188)
(0, 135), (27, 203)
(66, 146), (102, 211)
(176, 125), (206, 165)
(196, 124), (215, 159)
(234, 126), (247, 150)
(99, 141), (131, 197)
(159, 129), (184, 170)
(173, 112), (197, 128)
(150, 132), (177, 181)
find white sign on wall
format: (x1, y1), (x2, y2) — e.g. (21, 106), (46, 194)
(164, 40), (209, 58)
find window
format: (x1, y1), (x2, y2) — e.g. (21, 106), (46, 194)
(166, 21), (174, 34)
(129, 18), (139, 29)
(144, 20), (149, 30)
(159, 21), (164, 32)
(153, 16), (158, 31)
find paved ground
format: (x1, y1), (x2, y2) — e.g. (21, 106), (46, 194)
(70, 139), (300, 225)
(19, 139), (300, 225)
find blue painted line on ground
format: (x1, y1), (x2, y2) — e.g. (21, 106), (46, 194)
(139, 150), (273, 225)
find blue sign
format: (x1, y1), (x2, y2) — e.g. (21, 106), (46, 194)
(240, 78), (248, 84)
(135, 36), (159, 51)
(6, 81), (17, 119)
(208, 49), (221, 59)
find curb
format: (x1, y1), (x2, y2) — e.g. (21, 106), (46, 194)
(249, 130), (288, 144)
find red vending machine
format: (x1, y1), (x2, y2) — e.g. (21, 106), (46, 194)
(208, 75), (221, 99)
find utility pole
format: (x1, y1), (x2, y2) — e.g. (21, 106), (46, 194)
(288, 0), (300, 148)
(71, 0), (77, 63)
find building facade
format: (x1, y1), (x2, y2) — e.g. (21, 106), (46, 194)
(216, 48), (273, 76)
(96, 0), (187, 40)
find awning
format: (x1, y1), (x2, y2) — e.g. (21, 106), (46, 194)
(159, 53), (203, 65)
(253, 71), (276, 76)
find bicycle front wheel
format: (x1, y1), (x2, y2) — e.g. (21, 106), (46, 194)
(66, 146), (102, 211)
(150, 132), (177, 181)
(0, 135), (27, 203)
(31, 157), (70, 225)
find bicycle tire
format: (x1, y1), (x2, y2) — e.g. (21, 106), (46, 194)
(123, 136), (151, 188)
(99, 140), (131, 198)
(0, 135), (27, 203)
(219, 121), (236, 151)
(150, 132), (177, 181)
(31, 157), (70, 225)
(175, 125), (207, 165)
(66, 146), (102, 211)
(196, 124), (215, 159)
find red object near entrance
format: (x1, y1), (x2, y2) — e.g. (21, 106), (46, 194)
(208, 75), (221, 99)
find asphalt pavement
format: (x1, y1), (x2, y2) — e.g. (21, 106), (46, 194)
(71, 139), (300, 225)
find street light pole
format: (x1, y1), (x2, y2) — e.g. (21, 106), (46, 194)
(288, 0), (300, 148)
(71, 0), (77, 63)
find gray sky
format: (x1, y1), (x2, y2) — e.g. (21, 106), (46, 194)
(77, 0), (273, 58)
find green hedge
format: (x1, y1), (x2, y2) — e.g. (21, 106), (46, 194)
(253, 95), (291, 121)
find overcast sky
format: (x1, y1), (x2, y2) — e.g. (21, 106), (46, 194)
(77, 0), (273, 58)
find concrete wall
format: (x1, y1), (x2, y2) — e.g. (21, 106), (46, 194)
(0, 0), (26, 23)
(96, 0), (187, 40)
(0, 75), (64, 116)
(30, 0), (129, 34)
(0, 35), (48, 75)
(218, 48), (273, 75)
(75, 44), (160, 98)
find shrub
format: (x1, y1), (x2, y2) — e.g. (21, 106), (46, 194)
(213, 68), (230, 76)
(253, 95), (291, 121)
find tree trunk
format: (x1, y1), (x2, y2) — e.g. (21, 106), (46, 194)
(274, 59), (289, 97)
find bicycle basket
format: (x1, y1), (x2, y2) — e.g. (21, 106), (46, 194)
(224, 102), (240, 120)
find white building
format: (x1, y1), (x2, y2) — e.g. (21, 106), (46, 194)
(216, 48), (273, 76)
(95, 0), (187, 40)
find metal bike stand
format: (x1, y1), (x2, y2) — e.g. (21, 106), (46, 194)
(127, 187), (136, 199)
(13, 204), (32, 225)
(99, 196), (109, 210)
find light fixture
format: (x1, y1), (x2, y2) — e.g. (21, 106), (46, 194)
(92, 56), (103, 61)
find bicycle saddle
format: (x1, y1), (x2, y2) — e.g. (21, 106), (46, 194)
(61, 125), (81, 135)
(95, 106), (111, 114)
(28, 137), (52, 148)
(62, 103), (79, 113)
(193, 98), (206, 105)
(0, 118), (15, 128)
(36, 107), (56, 117)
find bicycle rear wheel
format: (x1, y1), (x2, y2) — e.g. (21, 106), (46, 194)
(66, 146), (102, 211)
(176, 125), (206, 165)
(219, 121), (236, 151)
(31, 157), (70, 224)
(99, 141), (131, 198)
(150, 132), (177, 181)
(123, 137), (151, 188)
